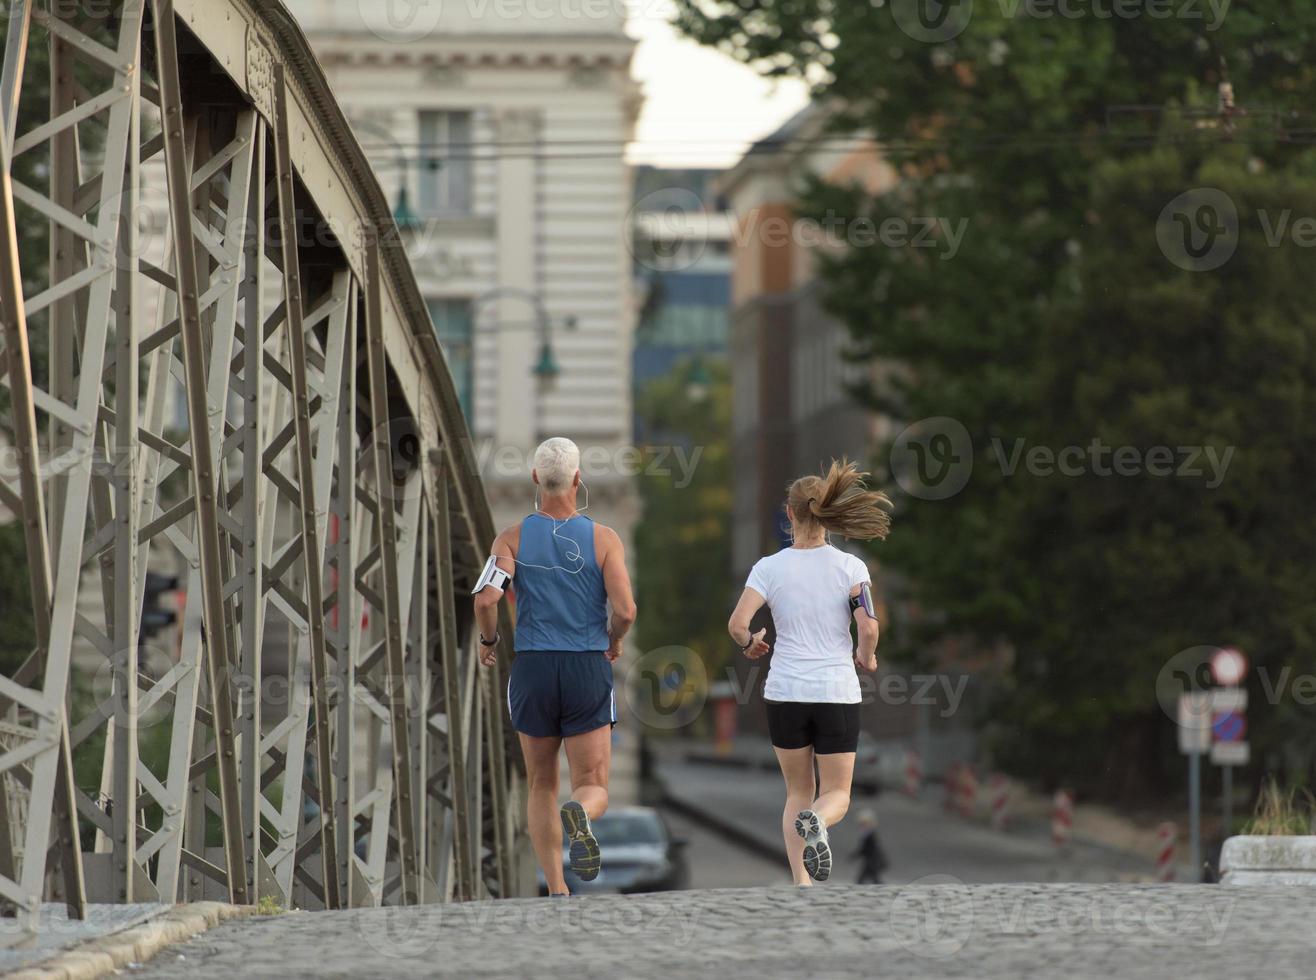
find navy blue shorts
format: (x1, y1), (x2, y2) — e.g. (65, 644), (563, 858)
(508, 650), (616, 738)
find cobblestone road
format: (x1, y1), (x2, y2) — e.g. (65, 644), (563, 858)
(129, 884), (1314, 979)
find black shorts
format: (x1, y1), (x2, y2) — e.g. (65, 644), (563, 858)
(765, 700), (861, 755)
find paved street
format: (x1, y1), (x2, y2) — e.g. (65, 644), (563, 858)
(127, 884), (1314, 979)
(662, 808), (786, 890)
(659, 757), (1152, 885)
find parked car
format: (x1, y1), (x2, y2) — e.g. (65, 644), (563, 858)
(537, 805), (689, 895)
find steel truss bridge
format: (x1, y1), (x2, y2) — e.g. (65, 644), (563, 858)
(0, 0), (526, 929)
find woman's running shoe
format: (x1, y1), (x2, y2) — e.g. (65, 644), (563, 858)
(795, 809), (832, 882)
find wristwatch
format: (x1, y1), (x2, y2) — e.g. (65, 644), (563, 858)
(479, 632), (499, 647)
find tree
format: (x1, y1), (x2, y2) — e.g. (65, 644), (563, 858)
(674, 1), (1316, 796)
(632, 359), (733, 730)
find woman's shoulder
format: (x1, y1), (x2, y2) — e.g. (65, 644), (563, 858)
(829, 545), (870, 571)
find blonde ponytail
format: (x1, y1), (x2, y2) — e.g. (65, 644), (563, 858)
(788, 459), (892, 541)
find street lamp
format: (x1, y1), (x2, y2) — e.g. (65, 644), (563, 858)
(471, 287), (577, 395)
(350, 117), (420, 233)
(685, 354), (712, 403)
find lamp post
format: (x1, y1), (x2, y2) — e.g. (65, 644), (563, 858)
(351, 118), (419, 231)
(471, 287), (576, 395)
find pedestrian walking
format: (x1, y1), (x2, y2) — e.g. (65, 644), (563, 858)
(854, 810), (889, 884)
(727, 459), (892, 885)
(472, 437), (637, 896)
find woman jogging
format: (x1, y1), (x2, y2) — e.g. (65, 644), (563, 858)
(727, 459), (891, 885)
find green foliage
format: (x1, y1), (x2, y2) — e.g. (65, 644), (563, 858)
(0, 522), (36, 676)
(633, 359), (734, 703)
(674, 1), (1316, 794)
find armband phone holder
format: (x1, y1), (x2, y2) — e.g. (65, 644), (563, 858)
(471, 555), (512, 595)
(849, 582), (877, 619)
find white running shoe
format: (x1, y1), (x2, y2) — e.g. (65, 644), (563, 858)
(795, 809), (832, 882)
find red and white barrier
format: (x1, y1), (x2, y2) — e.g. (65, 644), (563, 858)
(989, 774), (1010, 831)
(943, 762), (961, 812)
(1052, 789), (1074, 850)
(957, 766), (979, 818)
(1155, 821), (1177, 882)
(903, 749), (923, 799)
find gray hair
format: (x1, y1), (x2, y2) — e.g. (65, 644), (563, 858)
(533, 437), (580, 494)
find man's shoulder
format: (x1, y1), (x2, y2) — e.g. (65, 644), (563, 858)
(493, 522), (524, 551)
(593, 521), (621, 550)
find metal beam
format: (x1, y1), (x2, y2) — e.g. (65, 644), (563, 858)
(151, 0), (248, 905)
(271, 63), (341, 910)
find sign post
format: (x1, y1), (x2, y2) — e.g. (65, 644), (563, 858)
(1208, 653), (1249, 838)
(1178, 691), (1211, 876)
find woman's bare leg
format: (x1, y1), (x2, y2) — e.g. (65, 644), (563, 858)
(774, 745), (817, 886)
(812, 751), (856, 828)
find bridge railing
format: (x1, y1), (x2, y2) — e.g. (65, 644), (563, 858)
(0, 0), (524, 930)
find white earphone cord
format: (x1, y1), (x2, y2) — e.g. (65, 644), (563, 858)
(514, 481), (589, 576)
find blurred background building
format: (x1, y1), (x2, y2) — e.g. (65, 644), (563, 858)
(286, 0), (642, 546)
(630, 165), (733, 442)
(719, 104), (896, 583)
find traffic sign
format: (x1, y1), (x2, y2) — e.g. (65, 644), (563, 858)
(1211, 710), (1246, 743)
(1211, 740), (1250, 766)
(1209, 687), (1247, 713)
(1177, 692), (1211, 754)
(1210, 647), (1248, 686)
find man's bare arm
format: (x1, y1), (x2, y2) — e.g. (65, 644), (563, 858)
(600, 526), (636, 662)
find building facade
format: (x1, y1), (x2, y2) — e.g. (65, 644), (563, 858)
(286, 0), (642, 543)
(630, 165), (732, 441)
(720, 105), (896, 582)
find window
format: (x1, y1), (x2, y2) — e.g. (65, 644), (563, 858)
(427, 299), (474, 420)
(418, 110), (472, 215)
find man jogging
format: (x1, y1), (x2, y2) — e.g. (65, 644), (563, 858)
(472, 437), (636, 896)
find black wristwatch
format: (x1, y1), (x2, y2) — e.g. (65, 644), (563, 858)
(740, 635), (754, 651)
(479, 632), (499, 647)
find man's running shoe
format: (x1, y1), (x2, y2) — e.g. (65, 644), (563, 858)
(795, 809), (832, 882)
(561, 801), (601, 881)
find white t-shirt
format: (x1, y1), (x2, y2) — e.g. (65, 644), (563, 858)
(745, 545), (871, 704)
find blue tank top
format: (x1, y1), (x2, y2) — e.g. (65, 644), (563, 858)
(514, 514), (610, 652)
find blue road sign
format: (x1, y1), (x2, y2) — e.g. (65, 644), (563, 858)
(1212, 710), (1245, 742)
